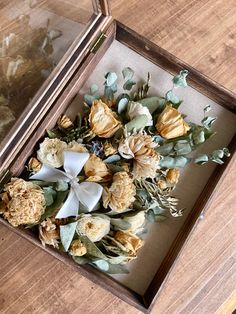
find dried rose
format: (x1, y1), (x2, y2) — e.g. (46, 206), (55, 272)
(39, 218), (59, 248)
(114, 230), (143, 257)
(84, 154), (110, 182)
(118, 132), (160, 179)
(127, 101), (153, 126)
(103, 141), (117, 156)
(69, 239), (87, 256)
(123, 211), (146, 234)
(157, 180), (167, 190)
(57, 115), (73, 129)
(1, 178), (45, 227)
(28, 157), (42, 172)
(67, 140), (88, 153)
(166, 168), (180, 185)
(156, 104), (190, 139)
(102, 172), (136, 213)
(89, 99), (121, 138)
(37, 138), (67, 168)
(76, 214), (110, 242)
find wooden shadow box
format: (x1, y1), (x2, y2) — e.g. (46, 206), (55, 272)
(0, 1), (235, 313)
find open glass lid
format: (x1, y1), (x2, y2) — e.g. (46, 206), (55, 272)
(0, 0), (109, 168)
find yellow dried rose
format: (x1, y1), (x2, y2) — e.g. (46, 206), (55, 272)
(103, 141), (117, 156)
(1, 178), (45, 227)
(28, 157), (42, 172)
(76, 214), (110, 242)
(114, 230), (143, 257)
(156, 104), (190, 139)
(69, 239), (87, 256)
(118, 132), (160, 179)
(39, 218), (59, 248)
(67, 140), (88, 153)
(166, 168), (180, 185)
(57, 115), (73, 129)
(37, 138), (67, 168)
(84, 154), (110, 182)
(89, 99), (121, 138)
(102, 171), (136, 212)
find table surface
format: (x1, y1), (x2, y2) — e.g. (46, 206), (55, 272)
(1, 1), (236, 313)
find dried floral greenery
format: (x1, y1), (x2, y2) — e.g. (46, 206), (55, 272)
(0, 67), (230, 274)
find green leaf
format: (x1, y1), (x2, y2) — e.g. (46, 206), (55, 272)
(84, 94), (99, 105)
(47, 129), (59, 139)
(212, 149), (224, 159)
(43, 187), (56, 206)
(55, 180), (68, 191)
(72, 255), (91, 265)
(40, 190), (68, 221)
(117, 98), (129, 114)
(125, 114), (148, 132)
(223, 148), (230, 157)
(104, 154), (121, 164)
(93, 259), (109, 271)
(192, 129), (205, 145)
(139, 97), (165, 114)
(201, 116), (216, 128)
(106, 263), (129, 274)
(123, 79), (136, 90)
(122, 67), (134, 81)
(60, 222), (77, 252)
(110, 218), (131, 230)
(156, 142), (174, 155)
(160, 156), (190, 168)
(105, 72), (117, 86)
(90, 84), (99, 95)
(79, 236), (108, 260)
(173, 70), (188, 88)
(194, 154), (209, 164)
(165, 90), (180, 104)
(204, 105), (211, 113)
(174, 141), (192, 155)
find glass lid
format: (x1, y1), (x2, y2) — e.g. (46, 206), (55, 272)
(0, 0), (103, 162)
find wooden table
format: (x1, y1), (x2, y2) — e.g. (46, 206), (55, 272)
(1, 1), (236, 313)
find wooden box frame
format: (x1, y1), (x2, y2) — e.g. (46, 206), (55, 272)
(0, 6), (235, 313)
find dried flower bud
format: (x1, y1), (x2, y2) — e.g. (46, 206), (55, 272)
(57, 115), (73, 129)
(39, 218), (59, 248)
(103, 141), (117, 156)
(28, 157), (42, 172)
(114, 230), (143, 256)
(166, 168), (180, 185)
(69, 239), (87, 256)
(157, 180), (167, 190)
(156, 104), (190, 139)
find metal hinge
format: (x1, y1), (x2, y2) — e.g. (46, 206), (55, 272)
(90, 32), (107, 53)
(0, 169), (12, 192)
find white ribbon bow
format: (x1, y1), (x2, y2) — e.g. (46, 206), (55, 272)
(30, 151), (103, 219)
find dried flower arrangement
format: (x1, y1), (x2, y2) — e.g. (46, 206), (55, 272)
(0, 68), (230, 274)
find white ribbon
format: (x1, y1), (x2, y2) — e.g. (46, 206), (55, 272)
(30, 151), (103, 219)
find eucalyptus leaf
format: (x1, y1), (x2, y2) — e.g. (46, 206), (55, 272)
(72, 255), (91, 265)
(93, 259), (109, 271)
(40, 190), (68, 221)
(125, 114), (148, 132)
(192, 129), (205, 145)
(160, 156), (190, 168)
(47, 129), (59, 139)
(110, 218), (131, 230)
(122, 67), (134, 81)
(90, 84), (99, 95)
(174, 141), (192, 155)
(79, 236), (108, 260)
(172, 70), (188, 88)
(123, 79), (136, 91)
(139, 97), (165, 114)
(105, 72), (117, 86)
(60, 222), (77, 252)
(55, 180), (68, 191)
(204, 105), (211, 113)
(201, 116), (216, 128)
(104, 154), (121, 164)
(43, 187), (56, 206)
(156, 142), (174, 155)
(84, 94), (99, 106)
(117, 98), (129, 114)
(194, 154), (209, 164)
(165, 90), (180, 105)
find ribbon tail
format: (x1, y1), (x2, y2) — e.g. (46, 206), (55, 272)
(30, 165), (68, 182)
(55, 188), (79, 218)
(77, 182), (103, 212)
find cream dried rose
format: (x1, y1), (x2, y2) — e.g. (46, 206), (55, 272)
(127, 101), (153, 126)
(114, 230), (143, 257)
(123, 211), (146, 234)
(84, 154), (110, 182)
(37, 138), (67, 168)
(1, 178), (45, 227)
(76, 214), (110, 242)
(156, 104), (190, 139)
(102, 172), (136, 213)
(69, 239), (87, 256)
(39, 218), (59, 248)
(118, 132), (160, 179)
(89, 99), (121, 138)
(67, 140), (88, 153)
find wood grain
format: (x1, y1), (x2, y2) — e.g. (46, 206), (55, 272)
(1, 0), (236, 313)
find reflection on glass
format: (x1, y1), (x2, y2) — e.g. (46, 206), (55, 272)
(0, 0), (95, 143)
